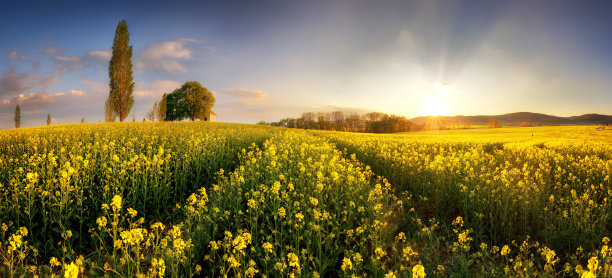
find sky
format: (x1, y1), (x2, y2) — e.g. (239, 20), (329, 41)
(1, 0), (611, 128)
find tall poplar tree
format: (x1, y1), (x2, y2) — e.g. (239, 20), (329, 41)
(107, 19), (134, 122)
(47, 113), (51, 126)
(14, 105), (21, 128)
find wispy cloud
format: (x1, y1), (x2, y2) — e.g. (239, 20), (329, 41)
(136, 38), (199, 73)
(0, 92), (60, 107)
(7, 49), (26, 60)
(53, 55), (84, 71)
(221, 88), (268, 100)
(0, 87), (107, 129)
(81, 80), (107, 95)
(0, 67), (34, 97)
(8, 50), (18, 60)
(0, 46), (112, 103)
(69, 90), (85, 96)
(87, 50), (112, 62)
(42, 43), (64, 55)
(133, 80), (181, 98)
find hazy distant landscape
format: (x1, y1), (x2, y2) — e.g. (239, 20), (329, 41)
(409, 112), (612, 126)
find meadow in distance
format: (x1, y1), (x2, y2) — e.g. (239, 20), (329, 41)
(2, 1), (612, 277)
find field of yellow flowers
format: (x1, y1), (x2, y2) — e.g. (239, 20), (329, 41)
(1, 123), (611, 277)
(316, 126), (612, 276)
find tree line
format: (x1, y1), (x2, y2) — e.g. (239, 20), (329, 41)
(257, 112), (542, 134)
(258, 111), (418, 133)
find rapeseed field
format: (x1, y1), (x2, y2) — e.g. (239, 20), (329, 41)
(1, 123), (610, 277)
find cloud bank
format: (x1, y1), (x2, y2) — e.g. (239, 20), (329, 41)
(136, 38), (199, 73)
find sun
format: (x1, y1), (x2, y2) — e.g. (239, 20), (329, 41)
(434, 82), (453, 90)
(421, 94), (449, 116)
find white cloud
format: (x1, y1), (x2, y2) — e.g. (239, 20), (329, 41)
(221, 88), (268, 100)
(136, 38), (199, 73)
(8, 50), (18, 60)
(69, 90), (85, 96)
(87, 50), (112, 61)
(15, 92), (59, 104)
(0, 89), (87, 109)
(53, 56), (81, 62)
(134, 80), (181, 98)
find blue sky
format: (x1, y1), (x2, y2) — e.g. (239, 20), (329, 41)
(1, 0), (611, 128)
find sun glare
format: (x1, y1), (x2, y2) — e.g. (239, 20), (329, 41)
(421, 94), (449, 116)
(434, 82), (453, 91)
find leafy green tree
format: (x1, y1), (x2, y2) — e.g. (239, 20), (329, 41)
(182, 81), (215, 121)
(14, 105), (20, 128)
(162, 82), (215, 121)
(47, 113), (51, 126)
(107, 19), (134, 122)
(164, 90), (188, 121)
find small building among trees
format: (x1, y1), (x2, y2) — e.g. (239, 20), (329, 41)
(204, 110), (216, 122)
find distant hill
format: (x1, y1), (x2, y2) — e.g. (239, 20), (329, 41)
(409, 112), (612, 126)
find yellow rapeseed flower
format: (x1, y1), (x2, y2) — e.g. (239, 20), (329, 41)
(96, 217), (107, 229)
(375, 247), (386, 261)
(287, 252), (301, 273)
(111, 195), (122, 211)
(150, 258), (166, 277)
(353, 252), (363, 265)
(385, 271), (397, 278)
(227, 255), (240, 268)
(295, 213), (304, 222)
(127, 208), (138, 218)
(341, 257), (352, 271)
(64, 262), (79, 278)
(501, 245), (511, 256)
(278, 207), (286, 218)
(49, 257), (61, 267)
(245, 260), (259, 278)
(412, 263), (426, 278)
(262, 242), (274, 254)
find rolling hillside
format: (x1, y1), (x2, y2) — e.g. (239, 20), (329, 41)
(410, 112), (612, 126)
